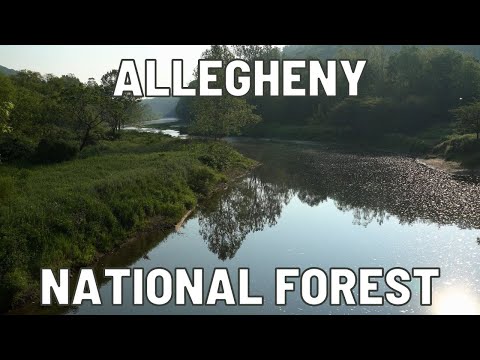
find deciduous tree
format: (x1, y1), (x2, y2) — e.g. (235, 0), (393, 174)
(451, 101), (480, 140)
(188, 45), (262, 138)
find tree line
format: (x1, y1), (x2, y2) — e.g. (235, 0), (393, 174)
(0, 70), (146, 163)
(177, 45), (480, 144)
(3, 45), (480, 163)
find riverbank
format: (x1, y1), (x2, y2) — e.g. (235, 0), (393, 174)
(416, 157), (480, 177)
(416, 157), (463, 173)
(8, 138), (480, 315)
(236, 122), (480, 170)
(243, 123), (444, 152)
(0, 132), (256, 312)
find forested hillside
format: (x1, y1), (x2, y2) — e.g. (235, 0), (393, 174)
(283, 45), (480, 60)
(0, 65), (16, 76)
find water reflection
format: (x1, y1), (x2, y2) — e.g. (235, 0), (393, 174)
(197, 141), (480, 260)
(198, 175), (292, 260)
(234, 142), (480, 229)
(17, 139), (480, 314)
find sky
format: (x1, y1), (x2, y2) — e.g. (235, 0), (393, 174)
(0, 45), (212, 85)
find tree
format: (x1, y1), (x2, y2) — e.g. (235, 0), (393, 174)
(0, 102), (14, 134)
(187, 45), (262, 138)
(190, 96), (261, 139)
(386, 46), (425, 96)
(0, 75), (14, 134)
(230, 46), (287, 126)
(450, 101), (480, 139)
(62, 82), (107, 151)
(100, 70), (143, 135)
(232, 45), (281, 62)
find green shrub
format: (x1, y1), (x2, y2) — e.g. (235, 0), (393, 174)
(384, 134), (430, 154)
(433, 134), (480, 166)
(34, 139), (78, 164)
(409, 139), (430, 154)
(328, 97), (394, 137)
(188, 165), (218, 196)
(434, 134), (479, 157)
(198, 143), (240, 171)
(0, 134), (36, 162)
(158, 203), (185, 222)
(3, 268), (30, 297)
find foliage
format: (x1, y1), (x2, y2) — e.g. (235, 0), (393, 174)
(190, 96), (261, 138)
(34, 139), (78, 164)
(433, 134), (480, 166)
(282, 45), (480, 62)
(176, 45), (480, 162)
(0, 132), (255, 310)
(0, 75), (15, 156)
(0, 176), (14, 201)
(0, 69), (145, 163)
(232, 45), (281, 62)
(450, 101), (480, 139)
(100, 70), (144, 135)
(328, 97), (393, 137)
(0, 133), (36, 162)
(178, 45), (263, 138)
(0, 102), (14, 134)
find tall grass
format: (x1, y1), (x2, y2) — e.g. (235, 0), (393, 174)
(0, 132), (255, 309)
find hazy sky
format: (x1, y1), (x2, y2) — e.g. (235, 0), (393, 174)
(0, 45), (212, 85)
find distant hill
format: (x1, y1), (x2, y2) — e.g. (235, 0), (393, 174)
(0, 64), (17, 76)
(143, 97), (179, 118)
(283, 45), (480, 59)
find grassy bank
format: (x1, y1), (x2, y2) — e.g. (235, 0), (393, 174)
(433, 134), (480, 168)
(0, 132), (255, 311)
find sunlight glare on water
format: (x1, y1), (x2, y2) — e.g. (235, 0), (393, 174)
(433, 286), (480, 315)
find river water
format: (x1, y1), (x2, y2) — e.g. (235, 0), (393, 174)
(47, 140), (480, 314)
(123, 117), (187, 138)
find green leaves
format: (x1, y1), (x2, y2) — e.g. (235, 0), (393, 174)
(0, 69), (146, 160)
(190, 95), (261, 138)
(0, 74), (15, 136)
(182, 45), (263, 138)
(0, 101), (14, 134)
(450, 101), (480, 139)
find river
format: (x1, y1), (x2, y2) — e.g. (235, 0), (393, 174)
(29, 139), (480, 314)
(123, 117), (187, 138)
